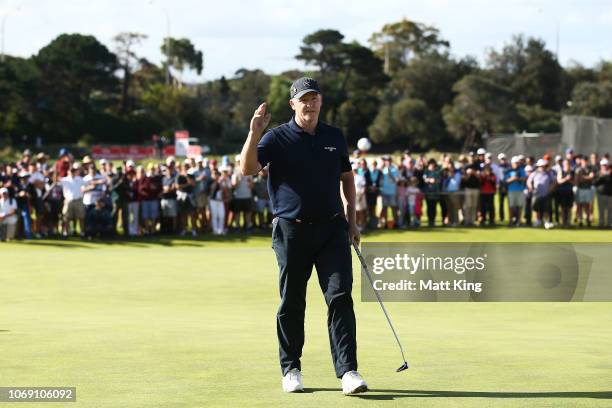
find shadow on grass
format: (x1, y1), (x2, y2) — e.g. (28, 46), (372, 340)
(10, 231), (273, 249)
(302, 388), (612, 400)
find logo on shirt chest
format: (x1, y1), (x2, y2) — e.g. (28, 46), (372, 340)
(324, 146), (337, 152)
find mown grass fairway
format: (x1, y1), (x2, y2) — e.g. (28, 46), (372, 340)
(1, 228), (611, 407)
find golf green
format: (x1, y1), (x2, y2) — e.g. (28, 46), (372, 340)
(1, 228), (611, 407)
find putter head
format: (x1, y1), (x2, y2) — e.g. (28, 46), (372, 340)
(396, 361), (409, 372)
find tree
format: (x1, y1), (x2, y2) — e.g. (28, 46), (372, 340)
(443, 74), (519, 149)
(487, 35), (562, 110)
(34, 34), (119, 143)
(161, 37), (203, 87)
(266, 75), (293, 127)
(369, 19), (449, 74)
(568, 82), (612, 118)
(296, 29), (345, 77)
(368, 97), (434, 148)
(113, 32), (147, 113)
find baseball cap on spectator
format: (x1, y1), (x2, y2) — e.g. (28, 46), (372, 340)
(187, 167), (198, 176)
(498, 153), (506, 160)
(525, 165), (534, 172)
(219, 165), (230, 172)
(536, 159), (547, 167)
(555, 155), (562, 162)
(165, 156), (175, 166)
(82, 156), (93, 164)
(126, 160), (135, 168)
(543, 154), (551, 161)
(59, 148), (68, 157)
(477, 148), (486, 155)
(30, 173), (44, 183)
(485, 152), (492, 158)
(382, 155), (391, 161)
(511, 156), (520, 164)
(600, 158), (609, 166)
(195, 155), (203, 163)
(23, 149), (32, 156)
(0, 187), (8, 195)
(99, 159), (108, 165)
(565, 147), (574, 154)
(518, 154), (525, 161)
(72, 163), (80, 170)
(36, 152), (47, 160)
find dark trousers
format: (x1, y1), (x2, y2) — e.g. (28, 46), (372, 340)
(480, 193), (495, 224)
(498, 189), (507, 221)
(272, 216), (357, 378)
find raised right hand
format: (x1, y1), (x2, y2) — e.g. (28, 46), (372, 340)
(250, 102), (272, 136)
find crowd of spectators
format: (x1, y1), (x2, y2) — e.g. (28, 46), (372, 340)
(1, 146), (611, 242)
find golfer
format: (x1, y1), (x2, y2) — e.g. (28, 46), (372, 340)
(239, 77), (368, 395)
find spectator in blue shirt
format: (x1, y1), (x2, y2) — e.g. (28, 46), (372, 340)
(379, 155), (399, 228)
(504, 156), (527, 226)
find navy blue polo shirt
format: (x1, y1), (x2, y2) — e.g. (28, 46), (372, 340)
(257, 117), (351, 220)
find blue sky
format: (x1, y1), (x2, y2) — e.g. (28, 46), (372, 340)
(2, 0), (612, 81)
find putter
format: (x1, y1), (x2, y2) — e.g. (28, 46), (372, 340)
(352, 241), (409, 373)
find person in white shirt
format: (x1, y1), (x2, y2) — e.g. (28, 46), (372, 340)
(83, 166), (107, 235)
(60, 163), (86, 237)
(352, 162), (367, 230)
(0, 187), (18, 241)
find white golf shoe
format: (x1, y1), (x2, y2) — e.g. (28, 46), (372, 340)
(282, 368), (304, 392)
(341, 370), (368, 395)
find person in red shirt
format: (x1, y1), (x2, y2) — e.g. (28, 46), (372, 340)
(54, 148), (71, 178)
(479, 165), (497, 225)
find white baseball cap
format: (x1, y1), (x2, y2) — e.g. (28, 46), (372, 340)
(536, 159), (548, 167)
(498, 153), (506, 160)
(0, 187), (8, 194)
(511, 156), (520, 164)
(99, 158), (108, 165)
(477, 148), (487, 155)
(195, 155), (204, 163)
(555, 155), (562, 162)
(601, 158), (610, 166)
(187, 167), (198, 176)
(525, 165), (534, 172)
(126, 160), (135, 167)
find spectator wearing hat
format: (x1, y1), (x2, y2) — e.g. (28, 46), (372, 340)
(496, 153), (509, 222)
(556, 159), (575, 227)
(60, 163), (86, 237)
(365, 159), (381, 230)
(42, 171), (63, 236)
(253, 167), (271, 229)
(110, 165), (130, 235)
(193, 156), (210, 233)
(565, 147), (576, 169)
(125, 166), (143, 236)
(230, 156), (255, 231)
(139, 163), (162, 235)
(83, 165), (107, 234)
(551, 155), (564, 223)
(594, 158), (611, 228)
(527, 159), (555, 229)
(442, 161), (462, 227)
(479, 165), (497, 226)
(352, 162), (368, 230)
(29, 171), (46, 237)
(160, 165), (178, 234)
(36, 152), (49, 173)
(18, 149), (32, 170)
(505, 156), (527, 226)
(209, 168), (231, 235)
(423, 158), (442, 227)
(461, 166), (481, 227)
(523, 164), (534, 225)
(0, 187), (18, 241)
(176, 164), (197, 236)
(55, 149), (71, 178)
(379, 155), (399, 228)
(574, 156), (595, 227)
(15, 171), (34, 239)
